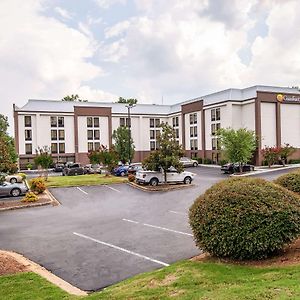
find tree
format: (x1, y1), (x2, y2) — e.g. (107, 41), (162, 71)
(61, 94), (87, 102)
(117, 97), (138, 106)
(279, 143), (296, 166)
(88, 145), (118, 175)
(261, 146), (280, 168)
(0, 114), (18, 174)
(143, 123), (184, 183)
(216, 128), (257, 173)
(112, 126), (135, 164)
(34, 146), (53, 180)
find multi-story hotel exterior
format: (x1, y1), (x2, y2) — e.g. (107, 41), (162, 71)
(13, 85), (300, 169)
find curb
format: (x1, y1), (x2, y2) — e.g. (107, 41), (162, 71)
(230, 165), (300, 177)
(198, 164), (221, 169)
(0, 250), (87, 296)
(127, 182), (195, 192)
(45, 189), (61, 206)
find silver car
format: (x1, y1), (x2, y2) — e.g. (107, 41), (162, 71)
(180, 157), (198, 167)
(0, 182), (29, 197)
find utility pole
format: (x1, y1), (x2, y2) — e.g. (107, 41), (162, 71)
(125, 103), (135, 164)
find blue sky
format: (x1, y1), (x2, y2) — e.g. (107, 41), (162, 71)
(0, 0), (300, 132)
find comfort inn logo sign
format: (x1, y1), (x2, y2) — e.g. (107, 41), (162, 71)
(277, 94), (300, 103)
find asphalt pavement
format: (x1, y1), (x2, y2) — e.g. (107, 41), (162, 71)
(0, 166), (296, 291)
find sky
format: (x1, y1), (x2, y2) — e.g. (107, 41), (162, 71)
(1, 0), (300, 134)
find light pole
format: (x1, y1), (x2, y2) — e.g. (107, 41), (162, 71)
(125, 103), (135, 164)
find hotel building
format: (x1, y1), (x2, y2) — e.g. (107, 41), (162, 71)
(13, 85), (300, 169)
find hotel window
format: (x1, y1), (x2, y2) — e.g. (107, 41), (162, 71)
(150, 141), (155, 151)
(59, 143), (65, 154)
(25, 130), (32, 141)
(88, 142), (93, 152)
(120, 117), (130, 127)
(51, 143), (58, 154)
(190, 139), (198, 151)
(155, 130), (160, 139)
(212, 138), (217, 150)
(87, 117), (93, 127)
(150, 130), (155, 139)
(51, 130), (57, 140)
(94, 142), (100, 151)
(58, 117), (64, 127)
(58, 130), (65, 141)
(172, 116), (179, 127)
(211, 123), (220, 136)
(190, 127), (194, 137)
(25, 143), (32, 154)
(211, 108), (221, 122)
(189, 113), (197, 125)
(150, 118), (154, 128)
(51, 116), (57, 127)
(94, 117), (100, 128)
(87, 130), (93, 140)
(94, 130), (100, 140)
(24, 116), (32, 127)
(155, 118), (160, 127)
(175, 128), (179, 139)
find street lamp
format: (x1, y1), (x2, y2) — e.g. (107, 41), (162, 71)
(125, 103), (135, 164)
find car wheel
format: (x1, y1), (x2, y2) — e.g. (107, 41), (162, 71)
(150, 178), (159, 186)
(10, 178), (17, 184)
(11, 188), (21, 197)
(184, 176), (192, 184)
(193, 162), (198, 167)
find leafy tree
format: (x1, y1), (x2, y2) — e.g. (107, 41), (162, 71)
(61, 94), (87, 102)
(88, 145), (118, 175)
(34, 146), (53, 180)
(0, 114), (18, 174)
(261, 146), (280, 168)
(112, 126), (135, 164)
(279, 143), (296, 166)
(216, 128), (257, 173)
(117, 97), (138, 106)
(143, 123), (184, 182)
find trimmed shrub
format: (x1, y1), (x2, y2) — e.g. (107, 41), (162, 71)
(128, 174), (135, 182)
(289, 159), (300, 164)
(196, 157), (203, 164)
(274, 170), (300, 195)
(30, 177), (46, 194)
(189, 177), (300, 260)
(218, 159), (228, 166)
(17, 173), (27, 180)
(203, 158), (212, 164)
(22, 192), (38, 202)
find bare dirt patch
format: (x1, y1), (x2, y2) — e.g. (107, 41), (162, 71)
(148, 274), (178, 288)
(0, 252), (28, 275)
(192, 238), (300, 267)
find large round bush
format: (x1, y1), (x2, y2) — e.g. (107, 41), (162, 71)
(274, 170), (300, 195)
(189, 178), (300, 260)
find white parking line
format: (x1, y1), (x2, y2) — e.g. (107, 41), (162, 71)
(104, 185), (121, 193)
(76, 187), (88, 195)
(122, 219), (193, 237)
(73, 232), (169, 267)
(169, 210), (187, 216)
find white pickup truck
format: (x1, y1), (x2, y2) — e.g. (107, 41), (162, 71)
(136, 169), (196, 186)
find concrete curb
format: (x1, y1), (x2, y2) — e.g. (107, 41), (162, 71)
(198, 164), (221, 168)
(45, 189), (61, 206)
(127, 182), (194, 192)
(0, 250), (87, 296)
(230, 164), (300, 177)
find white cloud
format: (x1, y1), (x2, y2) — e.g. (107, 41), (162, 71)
(54, 6), (72, 19)
(94, 0), (126, 9)
(0, 0), (109, 133)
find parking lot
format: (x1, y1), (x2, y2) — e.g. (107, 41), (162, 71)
(0, 166), (297, 291)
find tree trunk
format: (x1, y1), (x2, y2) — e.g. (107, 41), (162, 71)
(164, 170), (167, 183)
(239, 163), (243, 173)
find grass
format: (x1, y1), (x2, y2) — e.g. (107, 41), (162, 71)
(2, 261), (300, 299)
(45, 174), (127, 188)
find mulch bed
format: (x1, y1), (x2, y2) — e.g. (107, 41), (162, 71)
(0, 252), (28, 276)
(128, 181), (195, 192)
(192, 238), (300, 267)
(0, 192), (53, 211)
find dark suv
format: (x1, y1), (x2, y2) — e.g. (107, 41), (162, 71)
(62, 163), (85, 176)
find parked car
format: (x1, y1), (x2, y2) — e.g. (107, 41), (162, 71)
(221, 163), (255, 174)
(180, 157), (198, 167)
(53, 163), (65, 172)
(0, 182), (29, 197)
(113, 165), (129, 176)
(62, 163), (85, 176)
(136, 168), (196, 186)
(0, 173), (23, 184)
(84, 164), (102, 174)
(128, 163), (144, 175)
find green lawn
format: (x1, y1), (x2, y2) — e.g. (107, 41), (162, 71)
(45, 174), (127, 188)
(2, 261), (300, 300)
